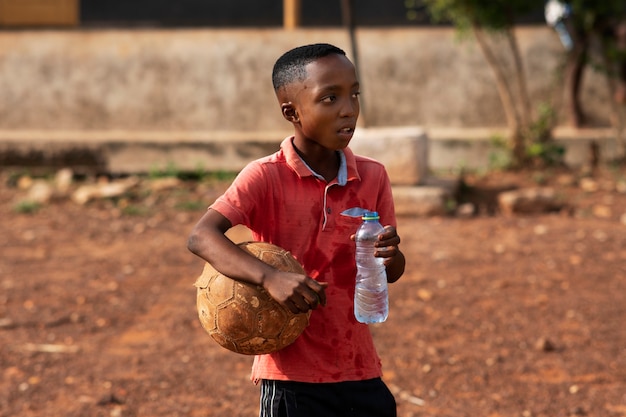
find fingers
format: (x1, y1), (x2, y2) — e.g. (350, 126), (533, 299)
(283, 300), (297, 314)
(312, 282), (329, 307)
(294, 281), (328, 313)
(283, 290), (324, 314)
(266, 271), (328, 314)
(374, 226), (401, 258)
(286, 295), (313, 314)
(376, 245), (399, 258)
(377, 226), (401, 245)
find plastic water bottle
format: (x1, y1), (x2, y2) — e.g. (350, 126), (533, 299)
(354, 211), (389, 324)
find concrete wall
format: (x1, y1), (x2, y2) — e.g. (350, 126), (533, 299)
(0, 27), (612, 134)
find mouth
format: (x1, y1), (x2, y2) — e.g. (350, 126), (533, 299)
(338, 126), (355, 136)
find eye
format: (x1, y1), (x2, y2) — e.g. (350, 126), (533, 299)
(321, 95), (337, 103)
(352, 91), (361, 99)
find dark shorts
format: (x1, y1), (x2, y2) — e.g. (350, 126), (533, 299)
(259, 378), (397, 417)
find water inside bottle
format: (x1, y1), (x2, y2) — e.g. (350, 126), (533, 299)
(354, 285), (389, 323)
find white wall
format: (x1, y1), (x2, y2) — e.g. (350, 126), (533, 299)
(0, 27), (611, 133)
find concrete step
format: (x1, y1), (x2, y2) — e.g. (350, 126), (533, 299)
(1, 127), (621, 176)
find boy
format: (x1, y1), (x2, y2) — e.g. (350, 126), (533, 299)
(188, 43), (405, 417)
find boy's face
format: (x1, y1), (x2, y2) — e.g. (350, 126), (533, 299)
(283, 54), (360, 151)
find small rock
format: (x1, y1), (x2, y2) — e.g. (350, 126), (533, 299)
(147, 177), (181, 192)
(534, 337), (556, 352)
(22, 230), (36, 241)
(54, 168), (74, 193)
(498, 187), (560, 215)
(455, 202), (476, 218)
(97, 393), (124, 406)
(592, 230), (608, 242)
(71, 185), (100, 205)
(17, 175), (33, 190)
(417, 289), (433, 301)
(556, 174), (576, 187)
(579, 178), (599, 192)
(72, 177), (139, 205)
(0, 318), (14, 328)
(26, 181), (53, 204)
(592, 205), (612, 219)
(569, 254), (582, 265)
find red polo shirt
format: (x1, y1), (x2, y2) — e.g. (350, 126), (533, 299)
(210, 136), (397, 383)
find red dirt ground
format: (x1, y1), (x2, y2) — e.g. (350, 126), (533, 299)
(1, 167), (625, 417)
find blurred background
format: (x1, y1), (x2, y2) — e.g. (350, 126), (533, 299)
(0, 0), (624, 173)
(2, 2), (626, 417)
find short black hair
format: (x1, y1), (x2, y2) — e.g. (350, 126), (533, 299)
(272, 43), (347, 91)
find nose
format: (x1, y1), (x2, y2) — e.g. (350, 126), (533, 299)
(340, 96), (359, 118)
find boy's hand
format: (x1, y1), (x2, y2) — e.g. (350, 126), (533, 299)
(350, 225), (401, 265)
(263, 270), (328, 314)
(375, 225), (402, 266)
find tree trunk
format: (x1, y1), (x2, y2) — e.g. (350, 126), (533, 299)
(505, 27), (532, 128)
(473, 25), (525, 165)
(613, 20), (626, 159)
(563, 26), (589, 127)
(600, 47), (621, 126)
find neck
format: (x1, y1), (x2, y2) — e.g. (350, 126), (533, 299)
(292, 141), (340, 182)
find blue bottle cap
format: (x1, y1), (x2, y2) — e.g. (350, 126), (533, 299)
(362, 211), (380, 220)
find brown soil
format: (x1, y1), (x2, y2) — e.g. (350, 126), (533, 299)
(1, 167), (625, 417)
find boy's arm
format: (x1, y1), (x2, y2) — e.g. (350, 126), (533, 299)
(187, 208), (326, 313)
(384, 249), (405, 283)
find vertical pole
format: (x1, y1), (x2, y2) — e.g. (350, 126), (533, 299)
(283, 0), (301, 30)
(341, 0), (365, 125)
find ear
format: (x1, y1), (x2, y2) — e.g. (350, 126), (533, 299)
(281, 102), (299, 123)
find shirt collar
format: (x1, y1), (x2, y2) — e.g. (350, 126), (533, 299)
(281, 136), (360, 185)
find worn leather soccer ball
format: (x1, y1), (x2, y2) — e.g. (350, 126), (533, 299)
(195, 241), (311, 355)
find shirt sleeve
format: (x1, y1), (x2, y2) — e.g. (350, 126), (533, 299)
(209, 161), (268, 228)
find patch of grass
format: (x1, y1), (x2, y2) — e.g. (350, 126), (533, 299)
(115, 198), (149, 216)
(445, 197), (458, 213)
(13, 200), (41, 214)
(524, 103), (565, 167)
(488, 134), (512, 171)
(147, 163), (237, 183)
(6, 170), (32, 187)
(175, 200), (207, 211)
(205, 170), (237, 182)
(531, 171), (549, 185)
(149, 162), (180, 179)
(120, 204), (150, 216)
